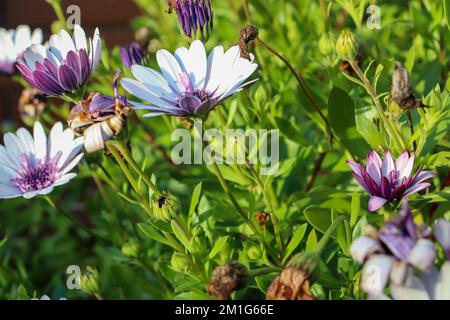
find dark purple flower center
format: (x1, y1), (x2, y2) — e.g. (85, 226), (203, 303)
(11, 152), (61, 193)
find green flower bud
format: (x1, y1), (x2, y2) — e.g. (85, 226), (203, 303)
(151, 192), (180, 221)
(79, 266), (100, 296)
(318, 32), (335, 56)
(171, 253), (190, 273)
(247, 244), (262, 260)
(121, 238), (140, 258)
(336, 30), (359, 62)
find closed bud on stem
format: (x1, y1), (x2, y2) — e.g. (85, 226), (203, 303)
(318, 32), (335, 57)
(151, 192), (180, 221)
(121, 238), (140, 258)
(239, 24), (259, 61)
(79, 266), (100, 296)
(336, 30), (359, 62)
(266, 252), (319, 300)
(171, 252), (190, 273)
(208, 262), (248, 300)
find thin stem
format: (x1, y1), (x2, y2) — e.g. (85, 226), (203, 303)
(406, 110), (417, 151)
(246, 163), (283, 259)
(196, 122), (280, 265)
(247, 267), (281, 278)
(110, 140), (159, 195)
(256, 37), (334, 148)
(316, 215), (347, 254)
(305, 152), (327, 191)
(350, 62), (407, 151)
(43, 195), (109, 243)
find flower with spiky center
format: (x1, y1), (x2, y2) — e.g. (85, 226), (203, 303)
(0, 122), (84, 199)
(347, 150), (436, 212)
(16, 25), (101, 98)
(350, 200), (437, 297)
(121, 40), (258, 118)
(168, 0), (213, 39)
(68, 70), (132, 153)
(0, 25), (43, 75)
(120, 42), (145, 69)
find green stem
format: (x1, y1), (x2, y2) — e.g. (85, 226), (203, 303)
(350, 62), (407, 151)
(110, 140), (159, 195)
(246, 163), (283, 259)
(316, 215), (347, 254)
(247, 267), (281, 278)
(43, 195), (109, 242)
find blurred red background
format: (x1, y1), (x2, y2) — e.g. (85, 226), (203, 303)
(0, 0), (140, 123)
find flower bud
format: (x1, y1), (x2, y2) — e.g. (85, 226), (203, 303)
(318, 32), (335, 56)
(246, 244), (262, 260)
(151, 192), (180, 221)
(171, 252), (190, 273)
(336, 30), (359, 62)
(121, 238), (140, 258)
(79, 266), (100, 296)
(239, 24), (259, 61)
(120, 42), (145, 69)
(208, 262), (248, 300)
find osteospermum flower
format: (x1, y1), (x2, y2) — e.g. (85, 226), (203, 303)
(347, 150), (436, 211)
(68, 70), (132, 153)
(120, 42), (145, 69)
(16, 25), (101, 97)
(350, 200), (437, 296)
(168, 0), (213, 38)
(0, 122), (84, 199)
(121, 40), (258, 118)
(0, 25), (43, 75)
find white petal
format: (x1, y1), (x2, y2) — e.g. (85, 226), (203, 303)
(361, 254), (394, 295)
(54, 173), (77, 186)
(33, 121), (48, 160)
(434, 262), (450, 300)
(16, 127), (35, 155)
(175, 40), (207, 89)
(434, 219), (450, 253)
(408, 239), (436, 272)
(156, 49), (183, 94)
(0, 183), (22, 199)
(391, 277), (430, 300)
(130, 65), (178, 101)
(73, 24), (87, 51)
(350, 236), (383, 263)
(381, 151), (395, 177)
(121, 78), (176, 109)
(37, 186), (54, 196)
(90, 28), (102, 70)
(400, 154), (415, 179)
(57, 29), (76, 57)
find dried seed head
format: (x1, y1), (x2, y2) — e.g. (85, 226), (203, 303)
(390, 61), (425, 110)
(266, 267), (316, 300)
(239, 24), (259, 61)
(266, 252), (319, 300)
(208, 262), (248, 300)
(18, 88), (47, 120)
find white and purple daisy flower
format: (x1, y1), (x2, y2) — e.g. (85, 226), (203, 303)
(350, 200), (437, 296)
(0, 25), (43, 75)
(0, 122), (84, 199)
(16, 25), (101, 98)
(121, 40), (258, 118)
(347, 150), (436, 211)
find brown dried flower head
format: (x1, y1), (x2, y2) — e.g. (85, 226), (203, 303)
(266, 267), (315, 300)
(18, 88), (47, 119)
(208, 262), (247, 300)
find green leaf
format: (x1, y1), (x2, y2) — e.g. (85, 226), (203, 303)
(350, 191), (360, 228)
(328, 87), (370, 158)
(283, 224), (308, 263)
(171, 219), (193, 252)
(189, 182), (203, 218)
(304, 205), (332, 234)
(255, 274), (277, 293)
(306, 229), (318, 252)
(208, 236), (228, 259)
(175, 291), (214, 300)
(137, 223), (171, 247)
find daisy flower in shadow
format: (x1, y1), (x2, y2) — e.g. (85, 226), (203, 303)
(347, 150), (436, 212)
(16, 25), (101, 100)
(0, 25), (43, 75)
(121, 40), (258, 118)
(0, 122), (84, 199)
